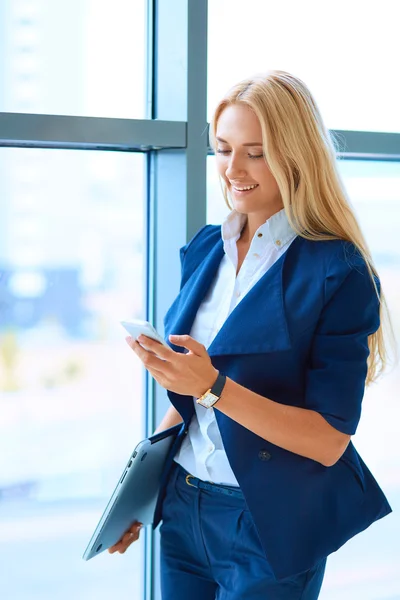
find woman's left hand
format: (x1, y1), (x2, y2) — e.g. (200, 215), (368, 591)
(126, 334), (219, 398)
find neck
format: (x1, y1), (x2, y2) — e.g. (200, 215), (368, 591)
(240, 206), (283, 243)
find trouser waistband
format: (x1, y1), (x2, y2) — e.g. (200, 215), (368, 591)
(174, 462), (244, 499)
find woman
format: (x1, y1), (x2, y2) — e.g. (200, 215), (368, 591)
(109, 70), (393, 599)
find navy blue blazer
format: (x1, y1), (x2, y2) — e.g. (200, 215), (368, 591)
(153, 224), (392, 580)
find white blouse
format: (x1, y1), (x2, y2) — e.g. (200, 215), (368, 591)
(174, 208), (297, 485)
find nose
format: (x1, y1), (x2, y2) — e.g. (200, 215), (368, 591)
(225, 153), (247, 180)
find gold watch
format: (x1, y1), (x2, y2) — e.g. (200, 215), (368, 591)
(196, 372), (227, 408)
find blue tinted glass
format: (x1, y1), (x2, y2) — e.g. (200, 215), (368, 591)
(0, 148), (146, 599)
(0, 0), (147, 118)
(208, 0), (400, 132)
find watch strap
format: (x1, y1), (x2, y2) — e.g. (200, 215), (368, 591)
(209, 371), (226, 398)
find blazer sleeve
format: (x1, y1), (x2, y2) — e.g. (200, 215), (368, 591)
(304, 244), (381, 435)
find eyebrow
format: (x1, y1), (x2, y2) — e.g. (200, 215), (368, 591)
(216, 136), (263, 147)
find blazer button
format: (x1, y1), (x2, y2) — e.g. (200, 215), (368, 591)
(258, 450), (271, 461)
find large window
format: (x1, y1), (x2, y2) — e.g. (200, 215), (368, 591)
(207, 157), (400, 599)
(0, 1), (207, 598)
(1, 0), (399, 598)
(0, 0), (147, 118)
(208, 0), (400, 133)
(0, 148), (146, 599)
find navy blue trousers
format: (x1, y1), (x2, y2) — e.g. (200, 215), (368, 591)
(160, 463), (326, 600)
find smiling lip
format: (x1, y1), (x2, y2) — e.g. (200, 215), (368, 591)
(231, 183), (259, 194)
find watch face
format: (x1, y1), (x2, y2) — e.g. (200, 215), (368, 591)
(199, 392), (219, 408)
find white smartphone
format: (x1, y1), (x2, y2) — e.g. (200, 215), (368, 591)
(120, 319), (169, 348)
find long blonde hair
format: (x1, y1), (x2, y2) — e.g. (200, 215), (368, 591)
(209, 70), (396, 385)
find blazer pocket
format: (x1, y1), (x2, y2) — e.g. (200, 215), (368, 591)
(339, 454), (366, 493)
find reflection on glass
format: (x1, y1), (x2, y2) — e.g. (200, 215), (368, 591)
(0, 0), (147, 118)
(207, 156), (400, 600)
(208, 0), (400, 132)
(0, 148), (146, 599)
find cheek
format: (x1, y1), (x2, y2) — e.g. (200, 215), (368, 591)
(258, 166), (279, 190)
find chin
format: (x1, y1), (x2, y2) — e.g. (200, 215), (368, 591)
(231, 202), (249, 213)
(231, 199), (261, 213)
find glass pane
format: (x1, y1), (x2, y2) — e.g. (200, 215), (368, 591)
(207, 156), (400, 599)
(208, 0), (400, 132)
(0, 148), (146, 599)
(0, 0), (147, 118)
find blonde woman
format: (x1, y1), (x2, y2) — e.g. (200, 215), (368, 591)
(110, 71), (393, 599)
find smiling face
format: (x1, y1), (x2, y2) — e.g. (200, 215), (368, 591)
(215, 103), (283, 230)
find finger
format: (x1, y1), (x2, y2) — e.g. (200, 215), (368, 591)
(127, 339), (168, 369)
(169, 334), (206, 356)
(133, 343), (174, 380)
(108, 542), (123, 553)
(108, 534), (137, 554)
(119, 529), (141, 553)
(125, 335), (157, 356)
(109, 523), (143, 554)
(124, 530), (139, 542)
(136, 335), (172, 360)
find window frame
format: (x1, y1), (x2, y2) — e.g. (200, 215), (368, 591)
(1, 2), (399, 600)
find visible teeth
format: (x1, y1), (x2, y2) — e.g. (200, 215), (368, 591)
(234, 184), (258, 191)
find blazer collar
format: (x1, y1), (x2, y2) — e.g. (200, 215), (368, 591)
(164, 236), (299, 357)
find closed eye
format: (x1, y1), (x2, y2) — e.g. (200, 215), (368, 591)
(216, 149), (264, 159)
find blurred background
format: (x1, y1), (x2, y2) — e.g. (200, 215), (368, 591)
(0, 1), (399, 599)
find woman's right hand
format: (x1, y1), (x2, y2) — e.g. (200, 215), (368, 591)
(108, 521), (143, 554)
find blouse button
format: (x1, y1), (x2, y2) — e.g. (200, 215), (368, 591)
(257, 233), (263, 238)
(275, 239), (282, 247)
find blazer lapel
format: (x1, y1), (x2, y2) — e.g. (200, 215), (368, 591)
(163, 240), (225, 347)
(207, 246), (292, 356)
(164, 236), (296, 357)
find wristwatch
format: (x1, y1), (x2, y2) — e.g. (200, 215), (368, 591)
(196, 372), (227, 408)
